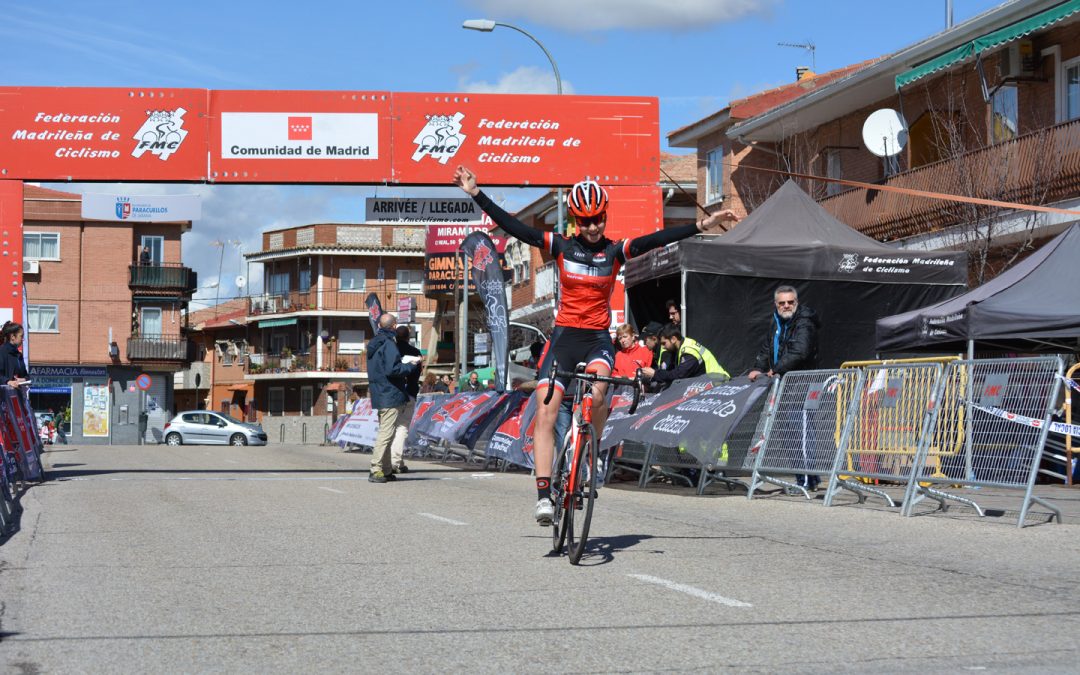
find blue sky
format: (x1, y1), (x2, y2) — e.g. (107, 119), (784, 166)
(5, 0), (1005, 306)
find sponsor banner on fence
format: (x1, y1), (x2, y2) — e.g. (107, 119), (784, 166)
(461, 231), (510, 393)
(426, 391), (502, 441)
(334, 398), (380, 447)
(600, 376), (769, 455)
(486, 391), (538, 469)
(0, 87), (208, 181)
(392, 92), (659, 185)
(0, 387), (42, 481)
(208, 90), (393, 183)
(405, 393), (450, 449)
(82, 192), (201, 222)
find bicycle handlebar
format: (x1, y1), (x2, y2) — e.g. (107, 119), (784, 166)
(541, 360), (644, 415)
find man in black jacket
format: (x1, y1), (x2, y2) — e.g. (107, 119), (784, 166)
(390, 325), (422, 474)
(366, 313), (418, 483)
(748, 285), (822, 491)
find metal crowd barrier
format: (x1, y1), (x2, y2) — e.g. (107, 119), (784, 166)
(749, 369), (864, 500)
(824, 362), (944, 508)
(697, 379), (776, 495)
(901, 356), (1065, 527)
(1065, 362), (1079, 486)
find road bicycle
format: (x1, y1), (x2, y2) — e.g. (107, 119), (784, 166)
(544, 360), (642, 565)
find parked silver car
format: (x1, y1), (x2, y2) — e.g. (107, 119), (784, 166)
(163, 411), (267, 446)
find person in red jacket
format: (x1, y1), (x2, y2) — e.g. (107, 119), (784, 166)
(612, 323), (654, 378)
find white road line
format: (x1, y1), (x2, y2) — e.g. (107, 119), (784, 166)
(627, 574), (752, 608)
(224, 459), (239, 464)
(317, 486), (345, 494)
(417, 513), (468, 526)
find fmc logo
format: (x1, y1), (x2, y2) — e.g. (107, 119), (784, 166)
(412, 112), (466, 165)
(132, 108), (189, 161)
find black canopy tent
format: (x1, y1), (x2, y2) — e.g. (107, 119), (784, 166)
(877, 223), (1080, 354)
(625, 181), (968, 373)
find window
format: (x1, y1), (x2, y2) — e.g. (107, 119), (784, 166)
(1062, 56), (1080, 122)
(141, 307), (162, 336)
(141, 235), (163, 264)
(396, 269), (423, 294)
(338, 329), (366, 354)
(825, 150), (843, 196)
(26, 304), (58, 332)
(705, 147), (723, 204)
(268, 387), (285, 416)
(270, 334), (288, 355)
(23, 233), (60, 260)
(299, 268), (311, 291)
(990, 84), (1018, 143)
(268, 271), (290, 296)
(340, 268), (366, 292)
(300, 387), (313, 416)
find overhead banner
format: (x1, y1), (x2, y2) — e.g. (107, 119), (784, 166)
(82, 193), (202, 222)
(461, 231), (510, 393)
(0, 87), (209, 181)
(391, 92), (659, 185)
(366, 197), (485, 223)
(208, 90), (393, 183)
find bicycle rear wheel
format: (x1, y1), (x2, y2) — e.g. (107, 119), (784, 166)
(566, 424), (598, 565)
(551, 430), (573, 554)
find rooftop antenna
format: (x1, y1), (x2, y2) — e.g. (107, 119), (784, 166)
(778, 41), (816, 71)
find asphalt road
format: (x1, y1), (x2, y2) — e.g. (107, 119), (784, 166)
(2, 442), (1079, 673)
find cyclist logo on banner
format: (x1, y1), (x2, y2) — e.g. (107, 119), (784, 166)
(412, 112), (466, 165)
(132, 108), (189, 161)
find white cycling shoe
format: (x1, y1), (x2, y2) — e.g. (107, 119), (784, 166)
(534, 498), (554, 526)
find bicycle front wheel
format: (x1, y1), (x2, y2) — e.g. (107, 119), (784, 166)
(551, 429), (573, 555)
(566, 424), (598, 565)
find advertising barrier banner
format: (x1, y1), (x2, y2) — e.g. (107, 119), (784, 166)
(334, 398), (380, 447)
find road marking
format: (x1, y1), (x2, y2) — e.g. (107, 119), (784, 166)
(418, 513), (467, 526)
(627, 574), (752, 608)
(225, 459), (239, 464)
(318, 486), (345, 494)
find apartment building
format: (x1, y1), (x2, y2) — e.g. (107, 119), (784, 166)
(22, 185), (196, 444)
(725, 0), (1080, 281)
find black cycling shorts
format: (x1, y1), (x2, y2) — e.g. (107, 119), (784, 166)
(536, 326), (615, 392)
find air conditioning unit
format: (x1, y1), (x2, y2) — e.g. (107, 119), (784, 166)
(999, 40), (1038, 79)
(22, 259), (39, 274)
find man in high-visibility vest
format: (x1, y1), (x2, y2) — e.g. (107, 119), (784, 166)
(640, 324), (728, 390)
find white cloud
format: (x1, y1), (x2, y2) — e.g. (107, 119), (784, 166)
(464, 0), (776, 31)
(458, 65), (575, 94)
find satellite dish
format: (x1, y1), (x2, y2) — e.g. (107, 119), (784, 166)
(862, 108), (908, 157)
(234, 275), (246, 289)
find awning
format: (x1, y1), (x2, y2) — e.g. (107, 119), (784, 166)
(227, 384), (252, 392)
(896, 0), (1080, 89)
(258, 317), (297, 328)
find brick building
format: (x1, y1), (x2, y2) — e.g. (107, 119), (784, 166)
(22, 185), (196, 444)
(725, 0), (1080, 281)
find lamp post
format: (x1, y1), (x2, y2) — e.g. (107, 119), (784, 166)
(462, 19), (566, 235)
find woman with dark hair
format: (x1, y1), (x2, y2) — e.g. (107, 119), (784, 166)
(1, 321), (29, 387)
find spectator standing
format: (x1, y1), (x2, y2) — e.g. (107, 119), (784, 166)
(641, 324), (728, 390)
(365, 313), (418, 483)
(138, 245), (151, 266)
(390, 325), (422, 474)
(0, 321), (29, 387)
(666, 299), (681, 327)
(465, 371), (482, 392)
(748, 285), (821, 490)
(612, 323), (654, 378)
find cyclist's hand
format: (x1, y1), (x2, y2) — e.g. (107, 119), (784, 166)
(640, 367), (655, 380)
(697, 209), (740, 232)
(453, 165), (480, 196)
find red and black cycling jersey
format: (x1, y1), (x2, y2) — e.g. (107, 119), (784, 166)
(472, 190), (702, 330)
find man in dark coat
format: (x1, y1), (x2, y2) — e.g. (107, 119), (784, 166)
(749, 285), (821, 491)
(366, 313), (418, 482)
(389, 325), (422, 474)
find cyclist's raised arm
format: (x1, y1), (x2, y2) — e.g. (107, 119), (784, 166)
(624, 209), (739, 259)
(453, 165), (546, 248)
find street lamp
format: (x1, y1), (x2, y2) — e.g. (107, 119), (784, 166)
(462, 18), (566, 235)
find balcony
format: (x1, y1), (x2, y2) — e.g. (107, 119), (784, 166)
(819, 117), (1080, 241)
(128, 335), (193, 361)
(244, 352), (368, 379)
(129, 263), (197, 295)
(247, 290), (433, 316)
